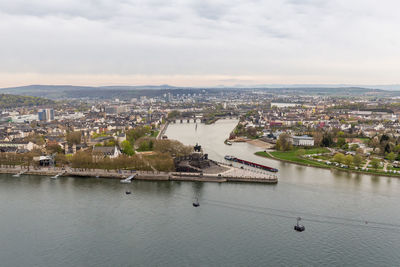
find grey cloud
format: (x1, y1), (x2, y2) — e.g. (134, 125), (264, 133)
(0, 0), (399, 84)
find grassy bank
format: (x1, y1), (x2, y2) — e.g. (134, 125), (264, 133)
(255, 148), (400, 177)
(255, 148), (330, 168)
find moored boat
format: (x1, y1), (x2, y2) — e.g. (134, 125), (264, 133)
(224, 155), (278, 172)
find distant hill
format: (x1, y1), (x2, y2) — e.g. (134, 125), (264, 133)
(1, 84), (399, 99)
(0, 94), (55, 109)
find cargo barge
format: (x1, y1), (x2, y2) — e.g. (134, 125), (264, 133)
(224, 155), (278, 172)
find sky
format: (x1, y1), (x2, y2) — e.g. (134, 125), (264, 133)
(0, 0), (399, 87)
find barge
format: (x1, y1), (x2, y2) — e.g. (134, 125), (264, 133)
(224, 155), (278, 172)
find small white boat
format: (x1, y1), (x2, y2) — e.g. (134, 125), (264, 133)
(225, 141), (232, 145)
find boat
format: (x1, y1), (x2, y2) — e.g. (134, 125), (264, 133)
(125, 191), (131, 195)
(225, 141), (232, 145)
(224, 155), (278, 172)
(294, 217), (305, 232)
(192, 198), (200, 207)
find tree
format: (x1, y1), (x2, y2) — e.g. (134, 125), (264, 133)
(350, 144), (359, 151)
(276, 133), (292, 151)
(121, 140), (135, 156)
(344, 155), (353, 166)
(333, 153), (345, 164)
(55, 153), (69, 167)
(153, 139), (192, 156)
(167, 110), (181, 119)
(313, 132), (323, 147)
(370, 158), (381, 169)
(394, 144), (400, 153)
(66, 131), (82, 145)
(25, 134), (45, 146)
(369, 137), (379, 151)
(353, 154), (363, 167)
(126, 126), (151, 143)
(387, 152), (396, 162)
(104, 139), (116, 147)
(322, 134), (334, 147)
(246, 127), (258, 138)
(336, 137), (346, 148)
(46, 144), (63, 154)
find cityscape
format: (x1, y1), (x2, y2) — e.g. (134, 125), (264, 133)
(1, 0), (400, 266)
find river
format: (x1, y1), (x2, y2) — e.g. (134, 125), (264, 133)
(1, 119), (400, 266)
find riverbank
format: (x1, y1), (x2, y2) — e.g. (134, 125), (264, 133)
(246, 139), (274, 149)
(0, 165), (277, 184)
(255, 150), (400, 178)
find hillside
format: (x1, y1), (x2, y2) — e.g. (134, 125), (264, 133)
(0, 94), (55, 109)
(1, 84), (400, 99)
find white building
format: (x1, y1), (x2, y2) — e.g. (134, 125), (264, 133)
(291, 135), (314, 146)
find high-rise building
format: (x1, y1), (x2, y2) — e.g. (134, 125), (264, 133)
(38, 109), (55, 122)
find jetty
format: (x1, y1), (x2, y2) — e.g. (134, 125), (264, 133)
(120, 174), (137, 183)
(51, 171), (66, 179)
(13, 170), (27, 177)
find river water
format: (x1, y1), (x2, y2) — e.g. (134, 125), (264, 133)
(1, 119), (400, 266)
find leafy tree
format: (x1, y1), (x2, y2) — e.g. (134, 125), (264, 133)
(121, 140), (135, 156)
(322, 134), (334, 147)
(333, 153), (345, 164)
(276, 133), (292, 151)
(135, 137), (154, 152)
(394, 144), (400, 153)
(350, 144), (359, 151)
(387, 152), (396, 162)
(336, 137), (346, 148)
(370, 158), (381, 169)
(126, 126), (151, 143)
(104, 139), (116, 147)
(353, 154), (363, 167)
(344, 155), (353, 166)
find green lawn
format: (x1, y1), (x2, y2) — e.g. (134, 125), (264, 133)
(255, 148), (400, 177)
(255, 147), (330, 168)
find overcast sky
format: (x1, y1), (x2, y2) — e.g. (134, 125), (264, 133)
(0, 0), (399, 87)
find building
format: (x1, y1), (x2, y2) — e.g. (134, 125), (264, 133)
(92, 146), (121, 160)
(291, 135), (314, 146)
(0, 141), (37, 151)
(104, 106), (127, 115)
(38, 109), (55, 122)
